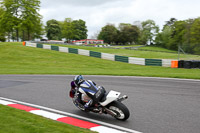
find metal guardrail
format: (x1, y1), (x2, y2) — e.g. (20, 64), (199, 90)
(25, 42), (173, 67)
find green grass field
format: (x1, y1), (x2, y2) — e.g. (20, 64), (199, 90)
(0, 42), (199, 79)
(0, 105), (94, 133)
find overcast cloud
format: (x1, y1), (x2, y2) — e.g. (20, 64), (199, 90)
(40, 0), (200, 38)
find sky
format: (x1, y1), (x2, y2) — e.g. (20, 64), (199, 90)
(40, 0), (200, 39)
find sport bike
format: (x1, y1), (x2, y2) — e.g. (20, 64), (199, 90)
(71, 86), (130, 121)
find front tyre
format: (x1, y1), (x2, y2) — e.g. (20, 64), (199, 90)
(72, 98), (88, 112)
(107, 101), (130, 121)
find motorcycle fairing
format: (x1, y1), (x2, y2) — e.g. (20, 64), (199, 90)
(79, 80), (105, 103)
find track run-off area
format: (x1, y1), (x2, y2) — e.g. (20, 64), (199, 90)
(0, 75), (200, 133)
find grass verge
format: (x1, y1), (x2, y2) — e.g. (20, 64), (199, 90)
(0, 105), (94, 133)
(0, 42), (199, 79)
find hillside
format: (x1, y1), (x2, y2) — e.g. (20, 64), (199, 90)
(0, 42), (199, 79)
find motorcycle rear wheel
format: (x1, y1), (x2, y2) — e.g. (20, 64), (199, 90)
(107, 101), (130, 121)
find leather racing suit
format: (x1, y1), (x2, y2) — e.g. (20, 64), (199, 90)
(70, 80), (104, 110)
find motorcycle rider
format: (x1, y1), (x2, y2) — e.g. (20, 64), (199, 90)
(69, 75), (105, 111)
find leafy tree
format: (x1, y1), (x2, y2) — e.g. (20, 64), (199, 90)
(155, 25), (172, 48)
(0, 33), (6, 42)
(164, 18), (177, 28)
(98, 23), (140, 45)
(140, 19), (159, 45)
(181, 19), (195, 53)
(46, 18), (88, 41)
(156, 17), (200, 55)
(46, 19), (61, 40)
(60, 18), (74, 42)
(98, 24), (118, 44)
(20, 0), (43, 41)
(118, 23), (132, 31)
(72, 19), (87, 40)
(189, 18), (200, 54)
(118, 24), (140, 44)
(0, 7), (6, 42)
(168, 20), (187, 50)
(0, 0), (20, 41)
(155, 18), (177, 48)
(117, 23), (131, 44)
(0, 0), (43, 41)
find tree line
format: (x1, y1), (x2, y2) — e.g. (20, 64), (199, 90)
(0, 0), (199, 54)
(98, 18), (200, 55)
(0, 0), (43, 42)
(0, 0), (88, 42)
(98, 20), (159, 45)
(155, 18), (200, 55)
(46, 18), (87, 42)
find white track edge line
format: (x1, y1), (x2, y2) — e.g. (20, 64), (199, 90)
(0, 97), (142, 133)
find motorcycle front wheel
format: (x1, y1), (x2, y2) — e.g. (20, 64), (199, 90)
(72, 99), (86, 111)
(107, 101), (130, 121)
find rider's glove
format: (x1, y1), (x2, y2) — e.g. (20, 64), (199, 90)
(84, 99), (93, 109)
(69, 89), (76, 98)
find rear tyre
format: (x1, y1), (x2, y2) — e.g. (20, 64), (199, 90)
(107, 101), (130, 121)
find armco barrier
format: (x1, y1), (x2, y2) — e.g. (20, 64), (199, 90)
(59, 46), (68, 53)
(90, 51), (101, 58)
(162, 59), (172, 67)
(26, 42), (36, 47)
(78, 49), (90, 56)
(43, 44), (51, 50)
(51, 45), (59, 51)
(69, 48), (78, 54)
(24, 42), (176, 67)
(115, 55), (129, 63)
(37, 43), (43, 48)
(101, 53), (115, 61)
(129, 57), (145, 66)
(145, 59), (162, 66)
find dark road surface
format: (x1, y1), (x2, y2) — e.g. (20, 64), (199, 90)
(0, 75), (200, 133)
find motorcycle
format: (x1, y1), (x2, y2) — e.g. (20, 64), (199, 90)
(71, 86), (130, 121)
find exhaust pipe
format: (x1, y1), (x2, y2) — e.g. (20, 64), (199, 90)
(105, 108), (117, 117)
(117, 95), (128, 102)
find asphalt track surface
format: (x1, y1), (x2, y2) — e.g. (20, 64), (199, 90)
(0, 75), (200, 133)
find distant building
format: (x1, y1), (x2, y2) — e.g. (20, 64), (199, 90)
(72, 39), (104, 45)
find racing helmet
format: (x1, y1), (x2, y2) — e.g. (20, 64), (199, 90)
(74, 75), (84, 86)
